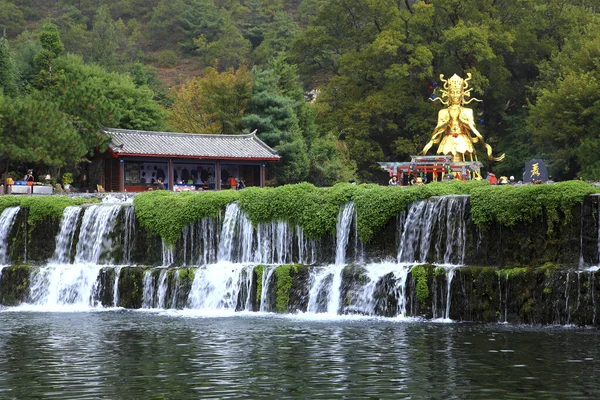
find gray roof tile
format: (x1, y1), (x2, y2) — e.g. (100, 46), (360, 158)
(103, 127), (279, 160)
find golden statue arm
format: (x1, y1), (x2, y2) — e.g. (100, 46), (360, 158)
(466, 119), (505, 161)
(422, 126), (445, 155)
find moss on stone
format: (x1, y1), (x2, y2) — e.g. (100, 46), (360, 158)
(0, 264), (31, 306)
(411, 265), (430, 304)
(254, 265), (264, 304)
(117, 267), (145, 308)
(274, 265), (299, 313)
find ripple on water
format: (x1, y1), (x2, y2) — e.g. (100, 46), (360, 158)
(0, 311), (599, 398)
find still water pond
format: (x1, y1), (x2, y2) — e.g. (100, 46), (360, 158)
(0, 310), (598, 399)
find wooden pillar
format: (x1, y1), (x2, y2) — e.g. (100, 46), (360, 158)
(260, 164), (265, 188)
(119, 159), (125, 192)
(215, 160), (221, 190)
(168, 158), (174, 191)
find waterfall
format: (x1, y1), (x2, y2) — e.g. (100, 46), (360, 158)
(52, 206), (82, 264)
(122, 205), (135, 265)
(217, 203), (241, 262)
(161, 240), (174, 266)
(187, 262), (253, 310)
(579, 203), (586, 268)
(28, 264), (104, 307)
(180, 216), (220, 266)
(297, 226), (317, 265)
(259, 265), (277, 312)
(306, 264), (345, 314)
(398, 196), (468, 265)
(443, 267), (456, 319)
(335, 202), (355, 266)
(343, 263), (411, 316)
(170, 271), (181, 309)
(156, 269), (169, 307)
(74, 204), (122, 264)
(254, 222), (294, 264)
(597, 205), (600, 266)
(215, 202), (317, 265)
(113, 266), (123, 307)
(141, 269), (155, 308)
(565, 271), (571, 324)
(0, 207), (20, 265)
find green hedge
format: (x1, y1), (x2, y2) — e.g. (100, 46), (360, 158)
(0, 195), (97, 227)
(131, 181), (599, 245)
(133, 190), (239, 245)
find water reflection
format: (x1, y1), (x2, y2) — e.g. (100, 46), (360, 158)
(0, 312), (599, 399)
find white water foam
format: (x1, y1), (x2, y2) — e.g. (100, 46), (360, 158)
(187, 262), (254, 310)
(27, 262), (104, 307)
(0, 207), (20, 265)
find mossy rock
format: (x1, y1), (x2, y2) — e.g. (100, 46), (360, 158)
(117, 267), (146, 308)
(273, 264), (309, 313)
(0, 265), (31, 306)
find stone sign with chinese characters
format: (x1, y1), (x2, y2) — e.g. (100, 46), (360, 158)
(523, 159), (549, 183)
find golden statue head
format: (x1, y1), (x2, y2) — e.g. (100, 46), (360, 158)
(433, 73), (480, 106)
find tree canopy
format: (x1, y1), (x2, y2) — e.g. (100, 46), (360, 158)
(0, 0), (599, 184)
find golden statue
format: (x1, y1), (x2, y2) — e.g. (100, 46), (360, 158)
(422, 73), (504, 162)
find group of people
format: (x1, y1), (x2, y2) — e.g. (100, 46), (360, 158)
(486, 173), (516, 185)
(388, 175), (426, 186)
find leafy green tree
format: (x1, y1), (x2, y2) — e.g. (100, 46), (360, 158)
(33, 22), (65, 88)
(253, 11), (299, 65)
(238, 0), (270, 48)
(180, 0), (223, 53)
(528, 19), (600, 180)
(169, 67), (253, 134)
(291, 0), (598, 182)
(0, 1), (26, 38)
(147, 0), (187, 49)
(129, 62), (174, 107)
(44, 54), (166, 153)
(0, 35), (19, 96)
(194, 14), (251, 69)
(0, 91), (87, 167)
(243, 67), (310, 184)
(90, 5), (123, 67)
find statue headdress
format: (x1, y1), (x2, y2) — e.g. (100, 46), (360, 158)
(431, 73), (482, 106)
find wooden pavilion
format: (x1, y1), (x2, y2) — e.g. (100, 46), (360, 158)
(99, 127), (279, 192)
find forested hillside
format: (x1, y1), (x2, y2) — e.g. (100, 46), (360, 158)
(1, 0), (599, 186)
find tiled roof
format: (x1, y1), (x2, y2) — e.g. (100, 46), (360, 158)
(103, 127), (279, 161)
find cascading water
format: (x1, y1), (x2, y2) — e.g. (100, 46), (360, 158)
(398, 196), (468, 265)
(259, 265), (277, 312)
(213, 202), (317, 265)
(306, 203), (357, 314)
(343, 262), (411, 316)
(6, 192), (599, 327)
(335, 202), (355, 266)
(307, 264), (345, 314)
(217, 203), (241, 262)
(443, 267), (456, 320)
(141, 269), (156, 308)
(0, 207), (20, 265)
(187, 262), (254, 310)
(122, 205), (135, 265)
(52, 206), (82, 264)
(597, 205), (600, 266)
(28, 263), (104, 307)
(74, 204), (122, 264)
(162, 241), (174, 266)
(26, 204), (126, 307)
(156, 269), (169, 308)
(113, 266), (123, 306)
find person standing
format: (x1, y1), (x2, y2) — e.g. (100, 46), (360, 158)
(389, 175), (399, 186)
(157, 177), (166, 190)
(23, 170), (34, 185)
